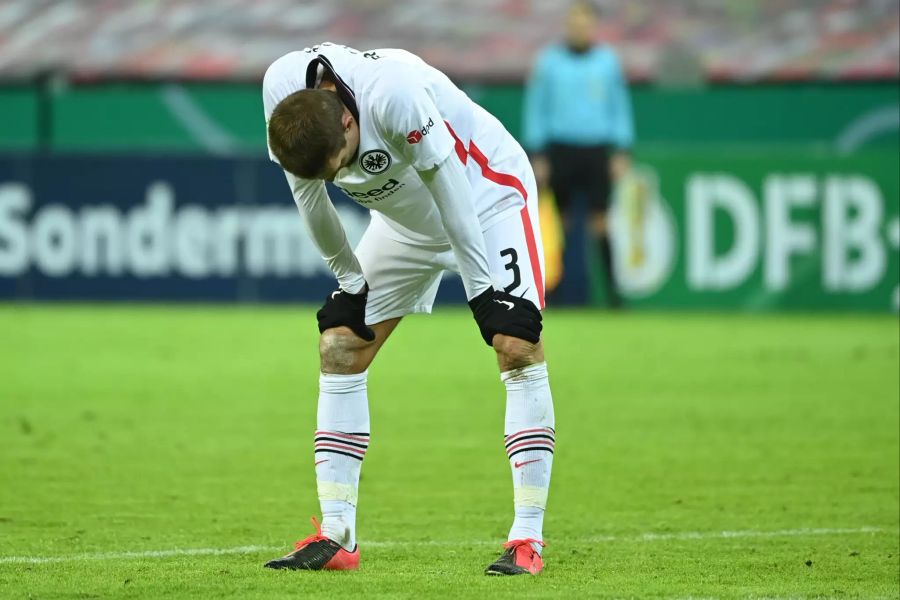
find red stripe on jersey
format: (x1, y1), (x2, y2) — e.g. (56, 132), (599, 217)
(467, 142), (528, 202)
(442, 121), (546, 309)
(517, 207), (545, 309)
(444, 121), (468, 165)
(468, 143), (545, 309)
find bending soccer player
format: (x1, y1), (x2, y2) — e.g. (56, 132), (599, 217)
(261, 43), (555, 576)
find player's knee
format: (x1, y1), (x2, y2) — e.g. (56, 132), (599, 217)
(493, 334), (543, 371)
(319, 327), (370, 374)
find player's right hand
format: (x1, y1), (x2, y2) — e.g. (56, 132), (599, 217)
(531, 155), (551, 188)
(316, 284), (376, 342)
(468, 288), (542, 346)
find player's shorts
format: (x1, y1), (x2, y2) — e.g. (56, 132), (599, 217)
(546, 142), (612, 214)
(356, 185), (545, 326)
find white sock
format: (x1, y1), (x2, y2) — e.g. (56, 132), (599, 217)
(502, 362), (554, 554)
(315, 371), (369, 551)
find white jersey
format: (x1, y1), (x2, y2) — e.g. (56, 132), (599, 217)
(262, 42), (532, 245)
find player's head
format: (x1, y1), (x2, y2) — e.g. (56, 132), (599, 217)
(566, 1), (597, 51)
(267, 88), (359, 180)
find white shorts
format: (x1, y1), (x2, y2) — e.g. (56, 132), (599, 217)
(356, 191), (545, 325)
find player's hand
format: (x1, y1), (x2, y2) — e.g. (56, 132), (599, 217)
(610, 151), (631, 182)
(531, 155), (551, 188)
(316, 284), (375, 342)
(468, 288), (542, 346)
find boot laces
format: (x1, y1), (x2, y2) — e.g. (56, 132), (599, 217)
(503, 537), (545, 560)
(503, 538), (545, 550)
(293, 516), (330, 551)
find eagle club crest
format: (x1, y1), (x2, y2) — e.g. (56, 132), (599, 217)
(359, 150), (391, 174)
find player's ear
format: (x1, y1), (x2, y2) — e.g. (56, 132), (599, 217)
(341, 108), (354, 131)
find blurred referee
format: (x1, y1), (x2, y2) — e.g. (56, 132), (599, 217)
(524, 1), (634, 307)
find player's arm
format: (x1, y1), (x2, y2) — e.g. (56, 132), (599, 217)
(419, 157), (542, 346)
(419, 156), (492, 300)
(285, 172), (365, 293)
(607, 51), (634, 180)
(523, 50), (552, 186)
(285, 172), (373, 341)
(263, 66), (372, 341)
(522, 50), (551, 155)
(374, 72), (541, 345)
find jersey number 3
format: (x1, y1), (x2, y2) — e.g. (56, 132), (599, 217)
(501, 248), (520, 293)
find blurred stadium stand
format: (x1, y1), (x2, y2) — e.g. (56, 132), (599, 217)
(0, 1), (897, 309)
(0, 0), (897, 82)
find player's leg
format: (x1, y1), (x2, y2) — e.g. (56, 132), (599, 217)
(319, 319), (399, 375)
(264, 320), (400, 572)
(587, 145), (621, 308)
(545, 143), (578, 305)
(546, 143), (577, 233)
(315, 222), (444, 549)
(266, 220), (444, 571)
(312, 317), (398, 559)
(481, 185), (556, 576)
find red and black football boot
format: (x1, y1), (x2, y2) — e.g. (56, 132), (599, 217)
(484, 538), (544, 576)
(264, 517), (359, 571)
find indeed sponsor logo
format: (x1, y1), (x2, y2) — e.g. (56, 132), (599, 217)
(406, 117), (435, 144)
(337, 178), (405, 204)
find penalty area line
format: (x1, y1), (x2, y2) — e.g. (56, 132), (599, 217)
(0, 526), (890, 565)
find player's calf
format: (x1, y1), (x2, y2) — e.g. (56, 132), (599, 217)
(319, 318), (402, 374)
(488, 326), (554, 577)
(493, 334), (544, 372)
(319, 327), (374, 374)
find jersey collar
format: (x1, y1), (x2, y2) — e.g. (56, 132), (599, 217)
(306, 54), (360, 125)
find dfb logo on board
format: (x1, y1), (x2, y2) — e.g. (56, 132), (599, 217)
(609, 165), (677, 298)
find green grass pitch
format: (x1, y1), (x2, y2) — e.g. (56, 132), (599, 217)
(1, 305), (897, 599)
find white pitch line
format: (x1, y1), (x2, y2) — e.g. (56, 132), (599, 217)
(0, 545), (279, 565)
(0, 526), (891, 566)
(587, 526), (888, 543)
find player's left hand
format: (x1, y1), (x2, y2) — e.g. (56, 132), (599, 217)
(468, 288), (542, 346)
(610, 151), (631, 182)
(316, 285), (375, 342)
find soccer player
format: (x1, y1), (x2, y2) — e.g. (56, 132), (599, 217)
(261, 43), (555, 576)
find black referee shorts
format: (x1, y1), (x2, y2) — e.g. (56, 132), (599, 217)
(546, 143), (612, 215)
